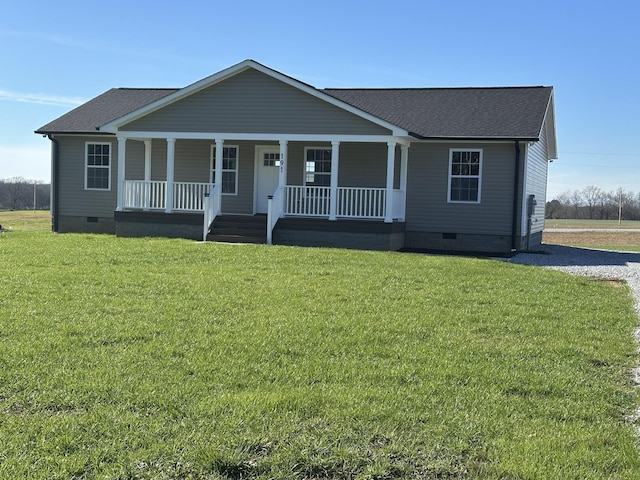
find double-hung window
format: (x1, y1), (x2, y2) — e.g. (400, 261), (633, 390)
(304, 147), (331, 187)
(448, 149), (482, 203)
(85, 142), (111, 190)
(210, 145), (239, 195)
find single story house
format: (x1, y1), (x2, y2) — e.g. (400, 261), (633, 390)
(36, 59), (557, 254)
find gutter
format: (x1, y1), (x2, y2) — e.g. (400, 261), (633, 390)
(47, 134), (60, 233)
(407, 133), (540, 142)
(511, 140), (521, 251)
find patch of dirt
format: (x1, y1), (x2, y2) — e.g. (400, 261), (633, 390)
(543, 231), (640, 247)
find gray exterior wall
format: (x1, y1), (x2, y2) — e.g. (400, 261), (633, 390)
(56, 135), (118, 219)
(404, 142), (517, 236)
(121, 69), (391, 136)
(57, 215), (115, 234)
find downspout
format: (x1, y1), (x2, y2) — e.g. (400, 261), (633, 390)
(47, 134), (60, 233)
(510, 140), (521, 252)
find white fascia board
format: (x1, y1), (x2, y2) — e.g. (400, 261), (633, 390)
(116, 131), (411, 145)
(539, 91), (558, 160)
(99, 59), (409, 137)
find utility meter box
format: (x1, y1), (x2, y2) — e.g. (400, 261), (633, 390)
(527, 194), (537, 218)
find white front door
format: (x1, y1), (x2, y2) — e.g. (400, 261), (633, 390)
(255, 147), (281, 213)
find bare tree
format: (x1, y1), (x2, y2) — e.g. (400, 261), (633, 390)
(547, 187), (640, 220)
(0, 178), (50, 210)
(582, 185), (603, 219)
(568, 189), (584, 218)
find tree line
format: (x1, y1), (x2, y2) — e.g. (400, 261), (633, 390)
(546, 186), (640, 220)
(0, 177), (51, 211)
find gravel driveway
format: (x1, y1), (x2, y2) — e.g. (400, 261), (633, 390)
(509, 245), (640, 315)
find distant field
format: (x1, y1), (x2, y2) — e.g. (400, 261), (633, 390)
(543, 219), (640, 251)
(545, 218), (640, 229)
(0, 210), (50, 232)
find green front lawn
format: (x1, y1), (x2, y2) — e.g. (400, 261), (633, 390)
(0, 232), (638, 478)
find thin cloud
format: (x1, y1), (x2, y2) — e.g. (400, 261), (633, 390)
(0, 89), (85, 107)
(0, 30), (210, 65)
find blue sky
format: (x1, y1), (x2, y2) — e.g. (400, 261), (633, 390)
(1, 0), (638, 200)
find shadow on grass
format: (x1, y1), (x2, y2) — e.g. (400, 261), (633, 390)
(511, 244), (640, 268)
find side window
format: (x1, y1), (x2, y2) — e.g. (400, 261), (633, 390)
(210, 145), (239, 195)
(448, 149), (482, 203)
(85, 143), (111, 190)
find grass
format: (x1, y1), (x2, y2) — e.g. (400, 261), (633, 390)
(545, 218), (640, 229)
(0, 210), (51, 232)
(0, 227), (639, 478)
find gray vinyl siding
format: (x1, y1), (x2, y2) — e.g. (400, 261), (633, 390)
(120, 69), (391, 136)
(405, 142), (516, 235)
(124, 140), (145, 179)
(524, 121), (550, 234)
(57, 135), (118, 218)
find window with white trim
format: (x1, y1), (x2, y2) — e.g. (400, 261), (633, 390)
(210, 145), (239, 195)
(263, 152), (281, 167)
(85, 142), (111, 190)
(448, 149), (482, 203)
(304, 147), (331, 186)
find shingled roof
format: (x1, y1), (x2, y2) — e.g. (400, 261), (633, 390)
(36, 68), (553, 142)
(322, 86), (553, 140)
(35, 88), (178, 134)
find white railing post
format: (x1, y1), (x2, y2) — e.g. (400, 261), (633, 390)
(203, 184), (221, 241)
(267, 186), (285, 245)
(267, 195), (273, 245)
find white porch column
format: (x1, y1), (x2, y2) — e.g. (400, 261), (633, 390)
(329, 141), (340, 220)
(144, 140), (152, 210)
(116, 136), (126, 211)
(165, 138), (175, 213)
(278, 140), (288, 188)
(399, 144), (409, 221)
(385, 141), (396, 223)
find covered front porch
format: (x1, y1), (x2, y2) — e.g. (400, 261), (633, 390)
(114, 135), (409, 244)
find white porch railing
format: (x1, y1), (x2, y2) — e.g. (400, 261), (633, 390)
(123, 180), (213, 211)
(285, 186), (331, 216)
(266, 186), (285, 245)
(284, 186), (398, 220)
(337, 187), (387, 219)
(123, 180), (167, 210)
(173, 182), (214, 211)
(203, 184), (222, 241)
